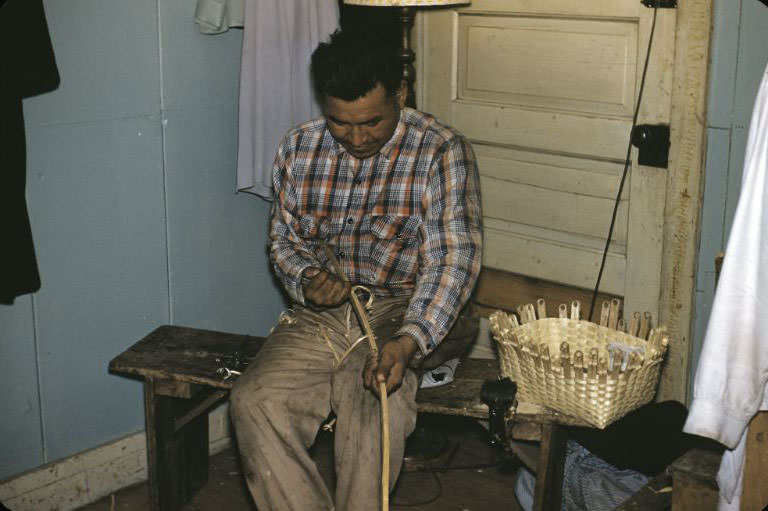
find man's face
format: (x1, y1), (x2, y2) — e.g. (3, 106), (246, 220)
(323, 83), (405, 159)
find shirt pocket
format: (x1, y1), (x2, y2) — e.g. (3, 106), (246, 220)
(291, 214), (330, 240)
(368, 215), (421, 283)
(290, 215), (332, 264)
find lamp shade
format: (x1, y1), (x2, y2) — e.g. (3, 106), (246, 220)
(343, 0), (468, 5)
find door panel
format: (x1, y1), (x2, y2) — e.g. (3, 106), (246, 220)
(459, 15), (638, 118)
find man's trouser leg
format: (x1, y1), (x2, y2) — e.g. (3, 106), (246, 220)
(332, 298), (418, 511)
(230, 297), (418, 511)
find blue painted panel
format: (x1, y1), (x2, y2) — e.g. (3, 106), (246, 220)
(732, 0), (768, 127)
(23, 0), (160, 128)
(160, 0), (284, 336)
(160, 0), (243, 111)
(26, 117), (167, 462)
(695, 127), (730, 291)
(707, 0), (741, 128)
(689, 128), (730, 397)
(163, 105), (285, 335)
(0, 296), (44, 479)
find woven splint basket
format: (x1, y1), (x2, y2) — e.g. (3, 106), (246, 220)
(489, 298), (669, 429)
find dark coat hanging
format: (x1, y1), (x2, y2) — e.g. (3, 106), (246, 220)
(0, 0), (60, 304)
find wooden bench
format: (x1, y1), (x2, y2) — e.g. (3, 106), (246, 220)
(109, 325), (589, 511)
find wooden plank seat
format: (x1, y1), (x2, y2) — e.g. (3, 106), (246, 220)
(110, 325), (590, 511)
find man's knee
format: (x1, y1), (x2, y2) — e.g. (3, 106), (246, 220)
(230, 376), (268, 424)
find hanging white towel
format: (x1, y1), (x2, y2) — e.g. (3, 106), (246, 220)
(194, 0), (245, 34)
(236, 0), (339, 198)
(683, 62), (768, 511)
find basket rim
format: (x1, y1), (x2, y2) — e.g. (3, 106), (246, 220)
(495, 317), (654, 346)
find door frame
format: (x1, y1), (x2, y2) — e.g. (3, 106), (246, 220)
(656, 0), (712, 403)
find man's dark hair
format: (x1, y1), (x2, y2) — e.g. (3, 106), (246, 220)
(311, 29), (402, 102)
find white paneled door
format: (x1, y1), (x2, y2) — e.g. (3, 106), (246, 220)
(418, 0), (677, 319)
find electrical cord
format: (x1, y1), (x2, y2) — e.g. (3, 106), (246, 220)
(588, 3), (660, 320)
(391, 446), (513, 507)
(429, 461), (505, 472)
(391, 462), (512, 507)
(391, 472), (444, 507)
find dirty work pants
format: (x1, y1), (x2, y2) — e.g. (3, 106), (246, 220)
(230, 296), (418, 511)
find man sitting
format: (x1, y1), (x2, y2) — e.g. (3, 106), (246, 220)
(230, 29), (482, 511)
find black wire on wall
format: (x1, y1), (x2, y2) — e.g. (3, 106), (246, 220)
(588, 4), (660, 320)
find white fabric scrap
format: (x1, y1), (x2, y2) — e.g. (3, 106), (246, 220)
(420, 358), (461, 389)
(194, 0), (244, 34)
(683, 62), (768, 511)
(606, 342), (645, 371)
(236, 0), (339, 198)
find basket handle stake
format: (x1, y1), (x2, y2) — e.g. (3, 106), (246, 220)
(629, 312), (641, 337)
(516, 305), (527, 324)
(600, 301), (611, 327)
(639, 312), (652, 340)
(558, 304), (568, 319)
(598, 357), (609, 384)
(610, 351), (622, 376)
(531, 343), (541, 369)
(571, 301), (580, 320)
(560, 342), (571, 379)
(588, 348), (599, 380)
(574, 350), (584, 374)
(608, 298), (621, 330)
(526, 303), (537, 323)
(536, 298), (547, 320)
(541, 344), (551, 372)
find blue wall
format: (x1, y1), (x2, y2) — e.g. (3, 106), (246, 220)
(0, 0), (285, 479)
(691, 0), (768, 390)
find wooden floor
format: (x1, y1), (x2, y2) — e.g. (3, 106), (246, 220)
(78, 415), (524, 511)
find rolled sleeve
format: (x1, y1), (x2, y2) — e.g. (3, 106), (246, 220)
(268, 137), (322, 305)
(398, 137), (482, 356)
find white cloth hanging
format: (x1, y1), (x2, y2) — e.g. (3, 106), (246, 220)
(194, 0), (245, 34)
(683, 62), (768, 511)
(236, 0), (339, 198)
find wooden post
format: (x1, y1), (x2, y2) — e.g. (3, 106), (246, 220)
(533, 424), (567, 511)
(669, 448), (720, 511)
(658, 0), (713, 403)
(741, 411), (768, 511)
(143, 377), (211, 511)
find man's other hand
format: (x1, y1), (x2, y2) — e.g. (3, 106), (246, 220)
(364, 336), (419, 397)
(303, 268), (350, 308)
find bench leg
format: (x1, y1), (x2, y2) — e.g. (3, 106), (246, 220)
(144, 377), (210, 511)
(533, 423), (567, 511)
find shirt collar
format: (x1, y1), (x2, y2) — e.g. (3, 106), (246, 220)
(378, 109), (406, 160)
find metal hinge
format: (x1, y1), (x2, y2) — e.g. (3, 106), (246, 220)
(631, 124), (670, 168)
(641, 0), (677, 7)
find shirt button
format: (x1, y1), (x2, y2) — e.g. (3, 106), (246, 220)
(353, 178), (362, 185)
(347, 217), (354, 225)
(337, 251), (345, 259)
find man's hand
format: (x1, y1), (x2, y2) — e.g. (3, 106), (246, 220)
(364, 336), (419, 397)
(303, 268), (351, 308)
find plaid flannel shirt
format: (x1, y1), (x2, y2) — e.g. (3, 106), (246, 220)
(269, 107), (482, 356)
